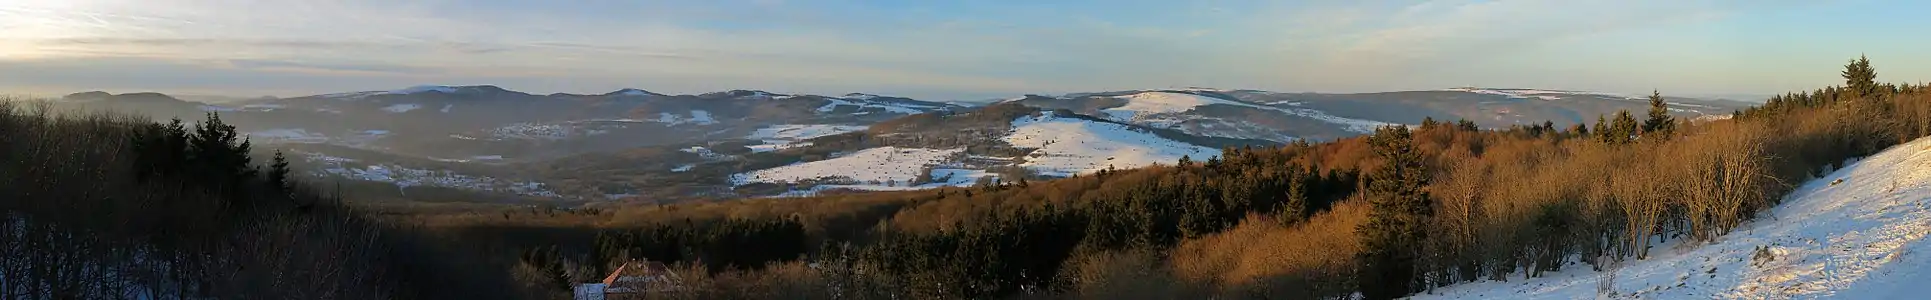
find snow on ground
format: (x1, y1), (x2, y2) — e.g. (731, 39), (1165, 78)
(745, 124), (869, 152)
(731, 147), (964, 186)
(652, 110), (721, 126)
(382, 103), (422, 113)
(1443, 87), (1641, 101)
(384, 85), (458, 95)
(302, 152), (559, 197)
(1004, 111), (1220, 177)
(681, 146), (726, 159)
(671, 164), (695, 172)
(816, 97), (934, 114)
(440, 104), (453, 113)
(248, 128), (329, 143)
(199, 105), (240, 112)
(760, 168), (998, 198)
(617, 88), (654, 96)
(1106, 91), (1396, 134)
(1413, 137), (1931, 300)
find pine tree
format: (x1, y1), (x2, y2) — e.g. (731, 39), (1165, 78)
(1643, 90), (1676, 140)
(1279, 166), (1309, 226)
(1356, 126), (1432, 299)
(1593, 115), (1612, 143)
(1610, 110), (1639, 144)
(1844, 55), (1879, 99)
(267, 150), (292, 196)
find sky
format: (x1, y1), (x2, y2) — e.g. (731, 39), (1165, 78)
(2, 0), (1928, 101)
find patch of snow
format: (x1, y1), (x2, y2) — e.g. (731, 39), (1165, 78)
(681, 146), (726, 159)
(732, 147), (965, 186)
(199, 105), (239, 112)
(748, 124), (869, 141)
(248, 128), (329, 143)
(1003, 111), (1220, 177)
(1414, 137), (1931, 300)
(816, 98), (930, 115)
(382, 103), (422, 113)
(302, 151), (561, 198)
(618, 89), (654, 96)
(1108, 91), (1395, 134)
(440, 104), (453, 113)
(745, 124), (868, 153)
(671, 164), (695, 172)
(688, 110), (717, 125)
(384, 85), (457, 95)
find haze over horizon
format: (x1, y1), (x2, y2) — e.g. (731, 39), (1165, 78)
(4, 0), (1929, 100)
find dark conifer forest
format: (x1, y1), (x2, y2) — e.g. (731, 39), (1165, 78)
(6, 56), (1931, 299)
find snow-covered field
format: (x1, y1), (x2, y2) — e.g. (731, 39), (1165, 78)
(745, 124), (869, 152)
(1105, 91), (1395, 134)
(248, 128), (330, 143)
(1413, 137), (1931, 299)
(1443, 87), (1639, 101)
(731, 147), (965, 186)
(1004, 111), (1220, 177)
(301, 152), (561, 197)
(653, 110), (719, 126)
(382, 103), (422, 113)
(816, 97), (937, 115)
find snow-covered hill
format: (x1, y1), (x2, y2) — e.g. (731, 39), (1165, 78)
(1005, 111), (1222, 177)
(1412, 137), (1931, 299)
(731, 147), (966, 187)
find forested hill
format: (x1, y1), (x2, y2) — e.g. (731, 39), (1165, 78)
(0, 104), (532, 299)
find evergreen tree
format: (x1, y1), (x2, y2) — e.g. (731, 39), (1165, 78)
(1593, 115), (1612, 143)
(1355, 126), (1432, 299)
(267, 150), (292, 196)
(1608, 110), (1639, 144)
(1844, 55), (1879, 99)
(1279, 166), (1309, 226)
(1643, 90), (1676, 140)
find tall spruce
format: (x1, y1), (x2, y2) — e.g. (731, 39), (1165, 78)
(1355, 125), (1432, 299)
(267, 150), (292, 196)
(1643, 90), (1676, 140)
(1844, 55), (1879, 99)
(1610, 110), (1640, 144)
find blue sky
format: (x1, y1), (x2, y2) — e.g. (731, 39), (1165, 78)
(2, 0), (1927, 100)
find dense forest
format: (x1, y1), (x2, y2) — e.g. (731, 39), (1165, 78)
(5, 56), (1931, 299)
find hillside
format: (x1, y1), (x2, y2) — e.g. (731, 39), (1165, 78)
(1415, 136), (1931, 299)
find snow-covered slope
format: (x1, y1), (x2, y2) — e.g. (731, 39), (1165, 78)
(1413, 137), (1931, 299)
(746, 124), (869, 152)
(1104, 91), (1396, 135)
(731, 147), (964, 186)
(1004, 111), (1221, 177)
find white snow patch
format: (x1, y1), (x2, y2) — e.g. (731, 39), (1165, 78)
(382, 103), (422, 113)
(688, 110), (717, 125)
(671, 164), (695, 172)
(1003, 111), (1220, 177)
(816, 98), (931, 115)
(248, 128), (329, 143)
(1414, 137), (1931, 300)
(1108, 91), (1395, 134)
(732, 147), (964, 186)
(384, 85), (457, 95)
(199, 105), (239, 112)
(440, 104), (453, 113)
(744, 124), (868, 153)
